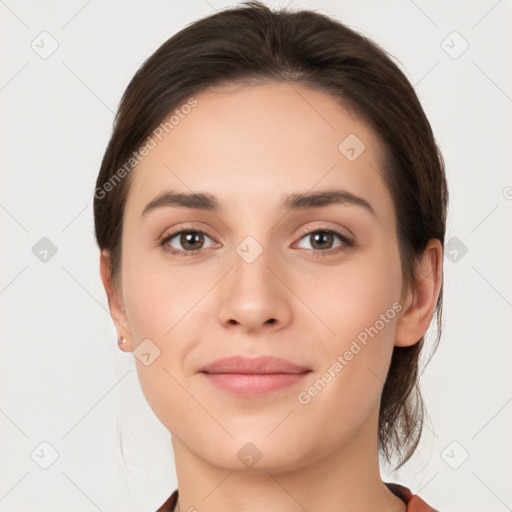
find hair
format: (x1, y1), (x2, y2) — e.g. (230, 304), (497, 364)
(94, 1), (448, 470)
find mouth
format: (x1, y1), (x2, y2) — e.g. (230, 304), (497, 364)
(198, 355), (312, 397)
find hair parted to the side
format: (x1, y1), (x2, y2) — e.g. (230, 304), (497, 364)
(94, 1), (448, 470)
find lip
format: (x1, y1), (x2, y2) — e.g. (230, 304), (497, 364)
(199, 355), (312, 397)
(199, 355), (310, 374)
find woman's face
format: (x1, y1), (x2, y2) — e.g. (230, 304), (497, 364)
(111, 82), (408, 471)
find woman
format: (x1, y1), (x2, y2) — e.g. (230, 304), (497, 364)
(94, 2), (447, 511)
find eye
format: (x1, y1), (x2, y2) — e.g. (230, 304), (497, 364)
(294, 229), (354, 256)
(160, 230), (216, 256)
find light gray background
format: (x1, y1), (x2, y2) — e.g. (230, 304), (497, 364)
(1, 1), (511, 511)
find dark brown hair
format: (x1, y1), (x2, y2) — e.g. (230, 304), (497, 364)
(94, 1), (448, 470)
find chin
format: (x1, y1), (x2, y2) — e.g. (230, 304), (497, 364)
(197, 435), (310, 474)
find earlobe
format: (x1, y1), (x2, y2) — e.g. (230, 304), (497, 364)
(394, 239), (443, 348)
(99, 249), (133, 351)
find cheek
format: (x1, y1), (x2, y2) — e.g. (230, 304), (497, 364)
(291, 263), (403, 448)
(295, 243), (403, 401)
(119, 252), (217, 409)
(121, 244), (208, 340)
(120, 266), (198, 427)
(298, 247), (403, 348)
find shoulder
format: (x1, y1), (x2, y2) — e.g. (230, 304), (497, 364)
(385, 482), (441, 512)
(155, 488), (178, 512)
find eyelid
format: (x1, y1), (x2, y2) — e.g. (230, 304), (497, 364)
(160, 222), (218, 241)
(294, 222), (353, 241)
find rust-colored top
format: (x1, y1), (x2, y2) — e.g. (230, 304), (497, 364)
(156, 482), (439, 511)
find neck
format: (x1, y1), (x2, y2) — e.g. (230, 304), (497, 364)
(170, 407), (406, 512)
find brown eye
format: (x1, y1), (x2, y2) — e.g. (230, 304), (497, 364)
(308, 231), (335, 250)
(160, 230), (215, 255)
(178, 232), (205, 250)
(296, 229), (352, 253)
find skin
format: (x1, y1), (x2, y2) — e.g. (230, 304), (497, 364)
(100, 81), (443, 512)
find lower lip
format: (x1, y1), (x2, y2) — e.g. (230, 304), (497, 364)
(201, 372), (310, 396)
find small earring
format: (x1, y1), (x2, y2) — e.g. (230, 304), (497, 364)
(117, 336), (127, 345)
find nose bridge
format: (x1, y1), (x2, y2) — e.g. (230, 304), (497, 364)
(231, 194), (296, 281)
(226, 202), (277, 279)
(232, 232), (279, 302)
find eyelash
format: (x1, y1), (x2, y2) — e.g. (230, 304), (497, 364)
(159, 227), (354, 258)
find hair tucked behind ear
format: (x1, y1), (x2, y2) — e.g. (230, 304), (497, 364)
(94, 0), (448, 470)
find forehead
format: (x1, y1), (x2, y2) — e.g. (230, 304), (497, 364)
(125, 81), (393, 222)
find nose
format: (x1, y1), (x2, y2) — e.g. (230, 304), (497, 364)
(217, 246), (292, 334)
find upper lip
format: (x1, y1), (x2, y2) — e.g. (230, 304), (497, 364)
(199, 355), (311, 374)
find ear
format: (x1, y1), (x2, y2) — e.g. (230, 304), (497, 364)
(99, 249), (133, 352)
(394, 239), (443, 348)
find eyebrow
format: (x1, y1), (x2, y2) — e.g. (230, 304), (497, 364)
(140, 189), (376, 218)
